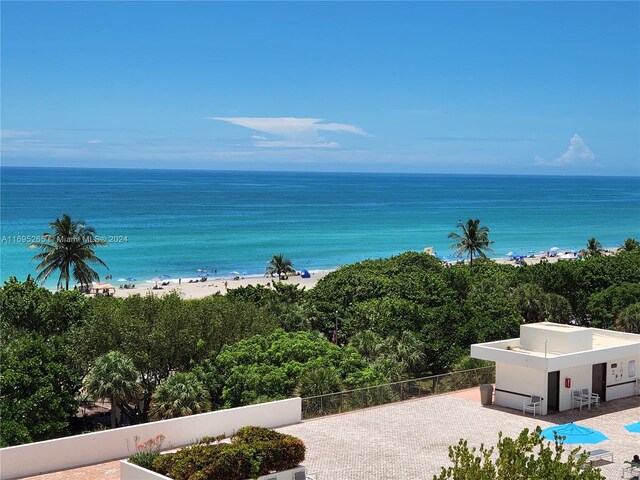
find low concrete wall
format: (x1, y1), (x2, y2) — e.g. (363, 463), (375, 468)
(120, 461), (306, 480)
(0, 398), (302, 480)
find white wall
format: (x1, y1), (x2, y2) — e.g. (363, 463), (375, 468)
(606, 355), (639, 401)
(494, 363), (547, 414)
(557, 365), (591, 411)
(120, 461), (307, 480)
(0, 398), (302, 480)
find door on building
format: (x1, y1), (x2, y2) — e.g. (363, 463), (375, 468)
(547, 371), (560, 412)
(592, 363), (607, 402)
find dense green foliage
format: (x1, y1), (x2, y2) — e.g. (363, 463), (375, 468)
(199, 329), (382, 408)
(0, 334), (81, 446)
(434, 427), (605, 479)
(151, 426), (305, 480)
(1, 246), (639, 444)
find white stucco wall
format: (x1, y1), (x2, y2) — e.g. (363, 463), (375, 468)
(606, 355), (639, 401)
(557, 364), (592, 411)
(494, 363), (547, 414)
(120, 461), (307, 480)
(0, 398), (302, 480)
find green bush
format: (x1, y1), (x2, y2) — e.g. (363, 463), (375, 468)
(150, 426), (305, 480)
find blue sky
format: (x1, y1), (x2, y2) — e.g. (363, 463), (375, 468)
(1, 2), (638, 175)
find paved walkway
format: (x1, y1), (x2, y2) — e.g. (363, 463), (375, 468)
(20, 389), (640, 480)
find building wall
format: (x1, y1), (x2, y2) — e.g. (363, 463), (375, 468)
(556, 364), (592, 411)
(606, 355), (639, 401)
(120, 461), (307, 480)
(494, 363), (548, 414)
(0, 398), (302, 480)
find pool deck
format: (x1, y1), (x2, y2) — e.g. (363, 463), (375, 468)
(18, 388), (640, 480)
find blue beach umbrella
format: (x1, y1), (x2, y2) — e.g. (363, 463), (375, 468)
(624, 421), (640, 433)
(117, 277), (136, 282)
(159, 274), (172, 280)
(540, 423), (608, 444)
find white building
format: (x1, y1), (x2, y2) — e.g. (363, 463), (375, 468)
(471, 322), (640, 415)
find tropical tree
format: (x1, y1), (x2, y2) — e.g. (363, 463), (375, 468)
(265, 254), (295, 280)
(85, 351), (141, 428)
(616, 303), (640, 334)
(295, 367), (343, 397)
(582, 237), (603, 258)
(448, 219), (494, 266)
(28, 214), (108, 289)
(0, 334), (81, 446)
(434, 427), (605, 479)
(620, 237), (640, 252)
(149, 372), (211, 420)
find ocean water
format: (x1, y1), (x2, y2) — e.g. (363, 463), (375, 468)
(1, 167), (639, 287)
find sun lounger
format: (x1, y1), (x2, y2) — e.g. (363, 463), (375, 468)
(522, 395), (541, 416)
(572, 449), (613, 464)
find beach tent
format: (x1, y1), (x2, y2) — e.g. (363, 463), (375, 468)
(300, 269), (311, 278)
(89, 283), (116, 296)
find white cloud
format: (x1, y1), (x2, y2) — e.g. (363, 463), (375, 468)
(88, 139), (102, 144)
(208, 116), (369, 148)
(535, 134), (596, 167)
(0, 129), (33, 138)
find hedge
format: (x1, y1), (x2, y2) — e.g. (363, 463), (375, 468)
(150, 426), (305, 480)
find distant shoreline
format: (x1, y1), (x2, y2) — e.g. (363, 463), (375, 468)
(39, 248), (619, 300)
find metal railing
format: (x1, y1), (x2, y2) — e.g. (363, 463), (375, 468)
(301, 365), (495, 419)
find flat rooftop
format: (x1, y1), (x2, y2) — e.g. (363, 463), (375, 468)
(473, 322), (640, 359)
(22, 391), (640, 480)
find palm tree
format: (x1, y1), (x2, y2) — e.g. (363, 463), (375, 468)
(149, 372), (211, 420)
(28, 214), (108, 289)
(448, 218), (494, 266)
(85, 351), (141, 428)
(620, 237), (640, 252)
(349, 330), (384, 361)
(583, 237), (603, 257)
(393, 331), (426, 375)
(295, 367), (342, 398)
(265, 253), (295, 280)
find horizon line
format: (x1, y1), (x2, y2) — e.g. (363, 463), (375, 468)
(1, 164), (638, 180)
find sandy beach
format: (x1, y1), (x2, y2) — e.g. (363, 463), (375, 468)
(112, 270), (333, 299)
(99, 248), (618, 300)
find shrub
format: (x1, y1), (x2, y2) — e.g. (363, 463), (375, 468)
(129, 434), (165, 470)
(150, 426), (305, 480)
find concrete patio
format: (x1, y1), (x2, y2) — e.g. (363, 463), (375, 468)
(20, 388), (640, 480)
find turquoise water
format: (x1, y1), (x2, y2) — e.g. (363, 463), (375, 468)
(1, 167), (639, 286)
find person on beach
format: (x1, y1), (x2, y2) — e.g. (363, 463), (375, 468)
(224, 281), (228, 290)
(179, 278), (181, 285)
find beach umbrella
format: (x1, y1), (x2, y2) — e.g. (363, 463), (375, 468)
(624, 421), (640, 433)
(506, 251), (514, 257)
(117, 277), (136, 282)
(540, 423), (608, 444)
(549, 247), (560, 253)
(230, 271), (240, 275)
(300, 269), (311, 278)
(159, 274), (172, 280)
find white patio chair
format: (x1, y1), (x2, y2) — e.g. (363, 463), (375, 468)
(581, 388), (599, 408)
(572, 389), (589, 410)
(523, 395), (541, 416)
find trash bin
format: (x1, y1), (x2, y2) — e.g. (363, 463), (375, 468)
(480, 384), (493, 405)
